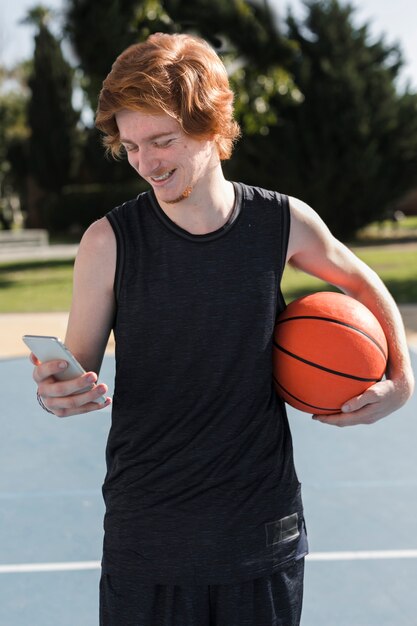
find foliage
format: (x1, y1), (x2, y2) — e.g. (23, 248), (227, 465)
(0, 66), (30, 229)
(43, 181), (148, 233)
(162, 0), (299, 135)
(26, 7), (80, 193)
(62, 0), (302, 188)
(282, 243), (417, 304)
(0, 259), (74, 312)
(64, 0), (299, 135)
(74, 126), (137, 184)
(4, 0), (417, 239)
(2, 235), (417, 312)
(64, 0), (141, 110)
(267, 0), (417, 240)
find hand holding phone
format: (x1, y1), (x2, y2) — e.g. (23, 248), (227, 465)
(23, 334), (107, 405)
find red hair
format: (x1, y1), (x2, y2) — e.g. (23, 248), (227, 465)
(95, 33), (241, 160)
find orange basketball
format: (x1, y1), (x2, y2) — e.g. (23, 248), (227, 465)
(273, 292), (388, 414)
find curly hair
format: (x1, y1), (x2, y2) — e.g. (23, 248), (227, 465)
(95, 32), (241, 160)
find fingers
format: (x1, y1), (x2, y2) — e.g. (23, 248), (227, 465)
(312, 407), (380, 427)
(29, 352), (41, 366)
(312, 382), (388, 427)
(33, 359), (98, 397)
(32, 358), (112, 417)
(32, 359), (70, 384)
(340, 388), (379, 414)
(38, 383), (111, 418)
(38, 370), (97, 398)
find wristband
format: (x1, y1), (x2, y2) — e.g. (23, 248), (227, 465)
(36, 390), (55, 415)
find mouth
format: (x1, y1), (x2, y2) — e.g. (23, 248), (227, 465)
(150, 170), (175, 183)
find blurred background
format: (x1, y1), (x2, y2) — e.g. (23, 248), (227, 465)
(1, 3), (417, 625)
(1, 0), (417, 242)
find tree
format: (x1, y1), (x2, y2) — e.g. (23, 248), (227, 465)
(64, 0), (298, 122)
(65, 0), (170, 184)
(64, 0), (299, 184)
(267, 0), (417, 240)
(0, 63), (30, 229)
(25, 6), (79, 195)
(163, 0), (299, 136)
(65, 0), (141, 110)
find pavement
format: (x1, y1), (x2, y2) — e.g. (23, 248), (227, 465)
(3, 309), (415, 361)
(1, 244), (417, 359)
(1, 244), (417, 626)
(0, 244), (114, 359)
(0, 313), (116, 360)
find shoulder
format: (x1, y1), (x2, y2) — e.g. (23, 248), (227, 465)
(74, 217), (116, 278)
(288, 195), (318, 222)
(287, 195), (332, 240)
(86, 215), (115, 239)
(286, 195), (340, 266)
(79, 217), (115, 252)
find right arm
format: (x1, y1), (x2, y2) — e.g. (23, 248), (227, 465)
(32, 217), (117, 417)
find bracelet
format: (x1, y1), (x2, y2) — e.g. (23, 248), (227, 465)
(36, 390), (55, 415)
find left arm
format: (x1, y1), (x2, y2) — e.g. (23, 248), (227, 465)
(286, 196), (415, 426)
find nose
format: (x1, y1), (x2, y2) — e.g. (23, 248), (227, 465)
(131, 146), (160, 178)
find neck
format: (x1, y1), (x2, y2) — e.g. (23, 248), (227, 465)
(157, 167), (235, 236)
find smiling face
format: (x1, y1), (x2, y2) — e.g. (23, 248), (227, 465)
(115, 109), (219, 207)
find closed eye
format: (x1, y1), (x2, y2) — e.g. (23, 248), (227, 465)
(153, 138), (174, 148)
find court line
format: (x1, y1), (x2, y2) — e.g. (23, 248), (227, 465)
(0, 561), (101, 574)
(303, 480), (417, 489)
(2, 550), (417, 573)
(307, 549), (417, 562)
(0, 489), (101, 500)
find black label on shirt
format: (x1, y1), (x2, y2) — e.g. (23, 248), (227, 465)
(265, 512), (299, 546)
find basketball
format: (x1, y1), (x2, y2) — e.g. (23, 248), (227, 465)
(273, 292), (388, 414)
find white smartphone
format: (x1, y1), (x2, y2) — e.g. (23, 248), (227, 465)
(22, 334), (106, 404)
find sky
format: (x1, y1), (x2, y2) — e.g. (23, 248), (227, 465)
(1, 0), (417, 91)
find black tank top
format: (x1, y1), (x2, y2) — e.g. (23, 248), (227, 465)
(103, 182), (307, 584)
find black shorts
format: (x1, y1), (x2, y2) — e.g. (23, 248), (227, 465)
(99, 558), (305, 626)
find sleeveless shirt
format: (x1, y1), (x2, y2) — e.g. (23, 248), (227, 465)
(103, 182), (307, 585)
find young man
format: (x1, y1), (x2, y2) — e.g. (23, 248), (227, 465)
(31, 33), (414, 625)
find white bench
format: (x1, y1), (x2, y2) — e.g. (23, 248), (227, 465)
(0, 229), (49, 248)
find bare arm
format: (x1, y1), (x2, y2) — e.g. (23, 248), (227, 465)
(65, 217), (116, 372)
(286, 196), (415, 426)
(33, 217), (116, 416)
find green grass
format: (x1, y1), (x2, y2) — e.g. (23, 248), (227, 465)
(354, 215), (417, 242)
(356, 246), (417, 303)
(282, 245), (417, 304)
(0, 259), (74, 313)
(1, 239), (417, 313)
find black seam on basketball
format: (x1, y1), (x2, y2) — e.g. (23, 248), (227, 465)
(273, 341), (381, 382)
(275, 315), (388, 360)
(273, 376), (340, 412)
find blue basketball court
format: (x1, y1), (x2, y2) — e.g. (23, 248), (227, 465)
(1, 348), (416, 625)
